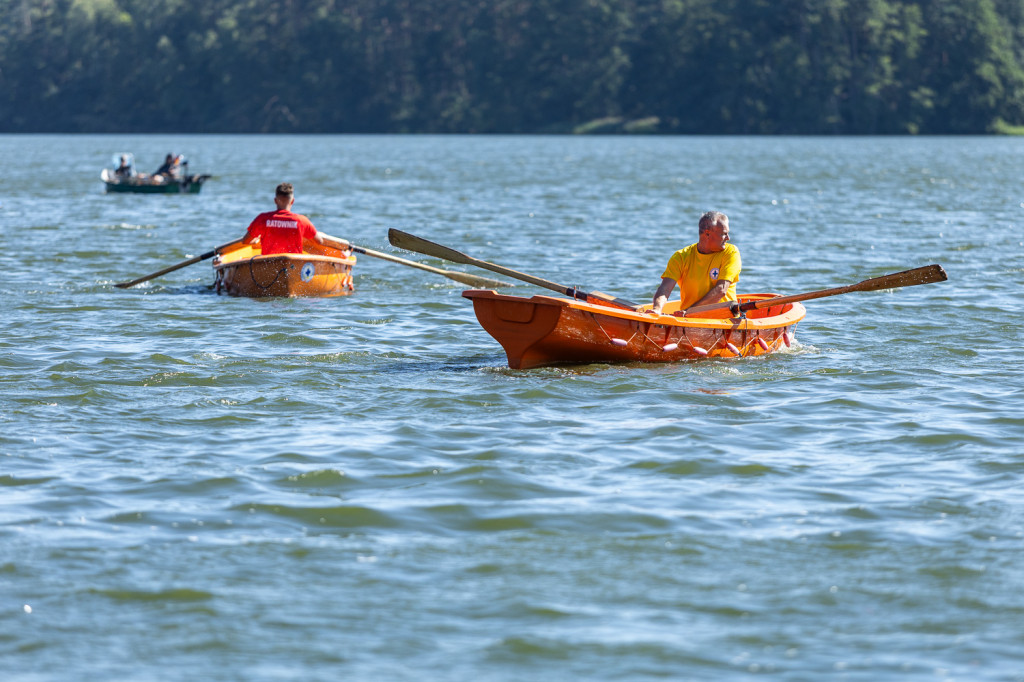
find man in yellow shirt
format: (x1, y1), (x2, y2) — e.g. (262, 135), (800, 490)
(652, 211), (740, 316)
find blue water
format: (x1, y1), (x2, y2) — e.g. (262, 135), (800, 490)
(2, 134), (1023, 681)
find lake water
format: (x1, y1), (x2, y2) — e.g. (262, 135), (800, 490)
(2, 134), (1023, 681)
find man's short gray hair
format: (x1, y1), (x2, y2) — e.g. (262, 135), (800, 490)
(698, 211), (728, 233)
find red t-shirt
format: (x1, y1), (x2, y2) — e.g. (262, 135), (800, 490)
(246, 209), (318, 254)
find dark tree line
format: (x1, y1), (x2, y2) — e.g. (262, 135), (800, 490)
(3, 0), (1024, 134)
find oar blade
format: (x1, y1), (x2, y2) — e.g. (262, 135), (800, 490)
(355, 242), (513, 288)
(851, 264), (948, 293)
(390, 228), (566, 291)
(389, 229), (637, 308)
(388, 229), (476, 266)
(683, 263), (950, 316)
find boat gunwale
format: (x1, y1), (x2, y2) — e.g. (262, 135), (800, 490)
(463, 290), (805, 330)
(213, 251), (356, 271)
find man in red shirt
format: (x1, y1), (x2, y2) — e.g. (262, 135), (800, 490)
(242, 183), (325, 254)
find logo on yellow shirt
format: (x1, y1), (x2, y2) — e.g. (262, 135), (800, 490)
(710, 268), (720, 279)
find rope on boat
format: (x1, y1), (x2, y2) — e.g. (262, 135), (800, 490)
(637, 322), (671, 352)
(248, 257), (289, 292)
(579, 306), (799, 359)
(589, 313), (638, 347)
(680, 328), (711, 356)
(591, 313), (691, 354)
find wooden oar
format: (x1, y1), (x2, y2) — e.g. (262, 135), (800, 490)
(114, 240), (241, 288)
(319, 235), (512, 288)
(387, 228), (641, 309)
(684, 264), (949, 316)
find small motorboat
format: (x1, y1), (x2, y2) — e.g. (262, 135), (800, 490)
(462, 289), (804, 369)
(101, 153), (210, 194)
(101, 168), (211, 194)
(212, 240), (356, 298)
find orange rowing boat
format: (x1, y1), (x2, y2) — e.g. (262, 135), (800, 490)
(386, 230), (945, 370)
(212, 240), (356, 298)
(462, 289), (805, 369)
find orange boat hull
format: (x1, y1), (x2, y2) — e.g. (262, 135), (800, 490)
(212, 242), (356, 298)
(462, 290), (805, 369)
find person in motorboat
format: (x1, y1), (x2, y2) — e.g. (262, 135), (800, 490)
(651, 210), (741, 316)
(154, 154), (174, 176)
(114, 154), (135, 178)
(240, 183), (328, 255)
(168, 154), (185, 180)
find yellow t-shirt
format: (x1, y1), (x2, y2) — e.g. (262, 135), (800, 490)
(661, 243), (741, 308)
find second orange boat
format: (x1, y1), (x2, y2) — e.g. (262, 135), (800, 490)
(212, 240), (356, 298)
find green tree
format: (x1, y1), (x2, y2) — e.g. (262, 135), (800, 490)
(3, 0), (1024, 133)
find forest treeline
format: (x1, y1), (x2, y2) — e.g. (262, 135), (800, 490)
(3, 0), (1024, 134)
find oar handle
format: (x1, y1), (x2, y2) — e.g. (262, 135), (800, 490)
(318, 233), (351, 250)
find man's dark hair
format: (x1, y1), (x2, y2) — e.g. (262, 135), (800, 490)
(275, 183), (294, 198)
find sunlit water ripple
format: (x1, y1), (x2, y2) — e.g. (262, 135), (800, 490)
(2, 134), (1023, 681)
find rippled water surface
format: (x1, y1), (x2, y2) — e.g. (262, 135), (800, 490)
(2, 134), (1024, 681)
